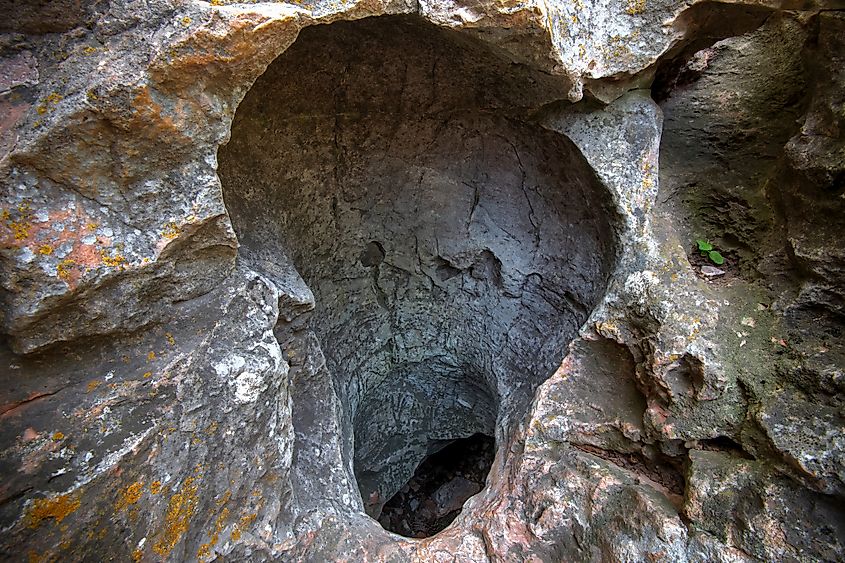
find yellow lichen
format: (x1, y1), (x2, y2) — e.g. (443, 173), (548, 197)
(181, 16), (192, 26)
(52, 432), (65, 441)
(143, 371), (153, 379)
(83, 46), (98, 55)
(26, 494), (81, 528)
(150, 481), (163, 495)
(86, 380), (102, 393)
(153, 476), (199, 557)
(165, 332), (176, 346)
(35, 93), (64, 117)
(100, 248), (127, 268)
(131, 549), (142, 562)
(625, 0), (646, 15)
(38, 244), (53, 255)
(161, 222), (180, 240)
(147, 351), (156, 362)
(6, 202), (32, 241)
(56, 259), (76, 281)
(115, 482), (145, 512)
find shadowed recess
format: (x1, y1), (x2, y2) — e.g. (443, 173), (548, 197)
(219, 15), (619, 536)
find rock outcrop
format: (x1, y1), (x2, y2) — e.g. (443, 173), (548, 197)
(1, 0), (842, 561)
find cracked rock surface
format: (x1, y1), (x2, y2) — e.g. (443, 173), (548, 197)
(0, 1), (843, 562)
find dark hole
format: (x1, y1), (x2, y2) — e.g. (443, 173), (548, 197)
(359, 241), (385, 267)
(698, 436), (755, 459)
(377, 433), (494, 538)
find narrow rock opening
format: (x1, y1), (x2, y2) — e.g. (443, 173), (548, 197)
(377, 433), (496, 537)
(219, 15), (619, 537)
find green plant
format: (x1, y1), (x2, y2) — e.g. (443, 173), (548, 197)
(696, 239), (725, 265)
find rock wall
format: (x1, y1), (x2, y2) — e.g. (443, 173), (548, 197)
(0, 0), (842, 561)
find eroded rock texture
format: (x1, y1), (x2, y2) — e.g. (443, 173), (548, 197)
(219, 17), (618, 522)
(0, 1), (843, 562)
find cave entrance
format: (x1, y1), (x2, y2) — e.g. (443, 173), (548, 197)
(377, 433), (495, 537)
(219, 15), (619, 538)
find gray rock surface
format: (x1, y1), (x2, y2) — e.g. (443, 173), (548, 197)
(0, 0), (842, 561)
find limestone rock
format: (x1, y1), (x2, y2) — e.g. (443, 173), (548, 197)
(1, 0), (843, 561)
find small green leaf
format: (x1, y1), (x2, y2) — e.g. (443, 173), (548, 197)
(696, 240), (713, 252)
(709, 251), (725, 265)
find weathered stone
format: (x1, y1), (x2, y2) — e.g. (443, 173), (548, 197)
(1, 0), (843, 561)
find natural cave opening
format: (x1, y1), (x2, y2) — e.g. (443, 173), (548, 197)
(218, 15), (619, 537)
(378, 433), (496, 537)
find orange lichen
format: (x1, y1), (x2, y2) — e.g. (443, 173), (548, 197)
(128, 86), (190, 149)
(231, 512), (257, 542)
(2, 206), (105, 288)
(153, 476), (199, 557)
(26, 493), (81, 528)
(86, 380), (102, 393)
(115, 482), (145, 512)
(52, 432), (65, 441)
(150, 481), (163, 495)
(215, 490), (231, 506)
(131, 549), (142, 562)
(197, 506), (230, 559)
